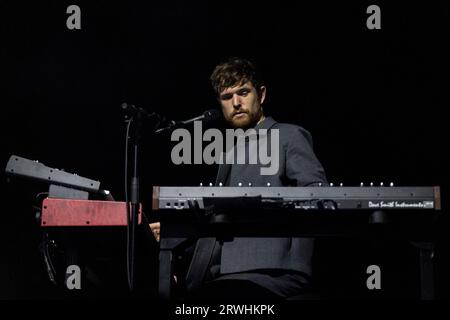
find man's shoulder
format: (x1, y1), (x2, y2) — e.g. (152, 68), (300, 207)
(271, 121), (313, 142)
(273, 121), (309, 132)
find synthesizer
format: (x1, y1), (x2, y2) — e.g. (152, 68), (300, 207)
(152, 186), (441, 211)
(154, 186), (441, 301)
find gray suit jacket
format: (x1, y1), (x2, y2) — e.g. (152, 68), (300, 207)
(185, 117), (327, 292)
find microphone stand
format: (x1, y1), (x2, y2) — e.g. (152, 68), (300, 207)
(122, 103), (160, 292)
(129, 112), (141, 292)
(121, 104), (219, 292)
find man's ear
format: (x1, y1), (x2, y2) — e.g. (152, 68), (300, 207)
(259, 86), (267, 104)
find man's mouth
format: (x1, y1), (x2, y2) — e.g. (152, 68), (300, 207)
(233, 111), (247, 118)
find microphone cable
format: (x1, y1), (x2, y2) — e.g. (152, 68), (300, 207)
(124, 116), (134, 291)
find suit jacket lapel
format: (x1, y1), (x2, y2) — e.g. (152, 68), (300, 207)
(215, 163), (231, 186)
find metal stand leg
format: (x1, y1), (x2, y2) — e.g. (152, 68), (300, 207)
(411, 241), (434, 300)
(158, 238), (188, 300)
(158, 249), (173, 300)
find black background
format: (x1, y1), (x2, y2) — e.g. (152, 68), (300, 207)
(1, 1), (449, 299)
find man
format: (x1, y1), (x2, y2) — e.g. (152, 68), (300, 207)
(177, 57), (328, 301)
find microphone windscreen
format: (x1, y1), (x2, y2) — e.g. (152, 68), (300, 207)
(203, 109), (222, 122)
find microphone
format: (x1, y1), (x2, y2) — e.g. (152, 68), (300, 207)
(180, 109), (221, 125)
(155, 109), (221, 134)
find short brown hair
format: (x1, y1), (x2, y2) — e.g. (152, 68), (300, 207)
(210, 57), (264, 96)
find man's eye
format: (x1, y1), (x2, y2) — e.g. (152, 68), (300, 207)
(221, 94), (232, 100)
(238, 89), (249, 96)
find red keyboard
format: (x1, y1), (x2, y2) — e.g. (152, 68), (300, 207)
(41, 198), (142, 227)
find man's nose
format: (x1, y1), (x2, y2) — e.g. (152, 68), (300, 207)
(232, 94), (241, 108)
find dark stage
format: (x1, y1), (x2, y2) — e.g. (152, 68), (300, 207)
(1, 1), (449, 301)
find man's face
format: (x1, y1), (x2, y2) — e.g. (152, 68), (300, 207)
(219, 81), (266, 129)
